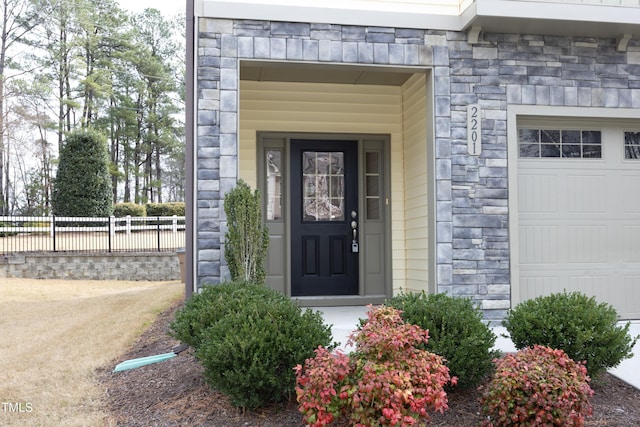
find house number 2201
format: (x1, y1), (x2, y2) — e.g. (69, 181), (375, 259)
(467, 104), (481, 156)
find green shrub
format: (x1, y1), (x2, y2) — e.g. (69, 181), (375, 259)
(22, 222), (48, 235)
(23, 221), (48, 228)
(503, 291), (638, 378)
(170, 282), (334, 409)
(480, 345), (594, 426)
(170, 281), (282, 348)
(387, 292), (499, 389)
(146, 202), (185, 216)
(114, 203), (146, 217)
(0, 222), (18, 237)
(295, 306), (455, 427)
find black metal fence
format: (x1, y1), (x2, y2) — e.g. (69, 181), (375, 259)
(0, 215), (186, 255)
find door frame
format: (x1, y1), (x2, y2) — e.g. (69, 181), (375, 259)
(257, 131), (393, 306)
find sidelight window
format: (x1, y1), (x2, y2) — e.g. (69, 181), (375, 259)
(265, 150), (283, 221)
(365, 151), (381, 220)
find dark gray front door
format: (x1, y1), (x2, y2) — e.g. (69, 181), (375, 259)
(290, 139), (359, 296)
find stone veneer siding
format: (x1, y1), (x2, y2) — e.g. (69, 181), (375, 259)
(1, 253), (181, 281)
(195, 17), (640, 319)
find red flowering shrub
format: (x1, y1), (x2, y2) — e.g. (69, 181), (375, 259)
(295, 306), (456, 427)
(480, 345), (594, 427)
(293, 347), (351, 426)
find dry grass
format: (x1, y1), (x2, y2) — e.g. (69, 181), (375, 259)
(0, 278), (183, 427)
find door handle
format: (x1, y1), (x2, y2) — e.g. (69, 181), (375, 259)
(350, 211), (358, 241)
(351, 220), (359, 253)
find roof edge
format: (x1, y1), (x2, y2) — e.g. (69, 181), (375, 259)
(199, 1), (469, 30)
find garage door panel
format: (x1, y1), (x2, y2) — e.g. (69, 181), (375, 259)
(519, 276), (560, 300)
(518, 174), (558, 213)
(622, 174), (640, 213)
(567, 225), (607, 263)
(519, 225), (559, 264)
(520, 272), (611, 301)
(623, 226), (640, 262)
(520, 270), (626, 316)
(567, 174), (607, 213)
(623, 276), (640, 318)
(567, 274), (616, 302)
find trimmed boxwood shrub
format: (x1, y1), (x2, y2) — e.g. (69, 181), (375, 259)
(503, 291), (638, 378)
(480, 345), (594, 426)
(387, 291), (500, 389)
(170, 282), (334, 409)
(146, 202), (185, 216)
(114, 203), (146, 217)
(170, 281), (285, 348)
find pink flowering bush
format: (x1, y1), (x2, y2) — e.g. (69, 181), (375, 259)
(295, 305), (456, 427)
(480, 345), (594, 427)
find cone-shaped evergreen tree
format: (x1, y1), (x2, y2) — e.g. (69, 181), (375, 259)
(52, 130), (114, 217)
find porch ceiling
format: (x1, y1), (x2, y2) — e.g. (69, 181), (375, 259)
(240, 62), (417, 86)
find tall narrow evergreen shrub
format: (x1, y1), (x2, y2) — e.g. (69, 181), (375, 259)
(223, 180), (269, 284)
(52, 130), (114, 217)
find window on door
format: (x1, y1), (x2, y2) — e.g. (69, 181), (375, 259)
(302, 152), (345, 222)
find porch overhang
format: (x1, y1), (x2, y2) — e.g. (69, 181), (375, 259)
(196, 0), (466, 31)
(196, 0), (640, 41)
(465, 0), (640, 41)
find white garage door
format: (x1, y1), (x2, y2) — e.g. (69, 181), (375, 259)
(516, 124), (640, 319)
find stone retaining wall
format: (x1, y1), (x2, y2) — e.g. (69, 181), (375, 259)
(0, 252), (181, 281)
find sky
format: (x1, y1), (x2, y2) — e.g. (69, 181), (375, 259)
(115, 0), (185, 16)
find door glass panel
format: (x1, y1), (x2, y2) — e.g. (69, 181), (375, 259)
(365, 151), (381, 220)
(265, 150), (282, 221)
(366, 176), (379, 197)
(302, 152), (344, 221)
(367, 198), (379, 220)
(366, 151), (380, 173)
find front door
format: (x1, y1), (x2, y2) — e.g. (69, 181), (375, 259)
(290, 139), (359, 296)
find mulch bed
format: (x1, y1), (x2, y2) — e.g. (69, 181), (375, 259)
(98, 299), (640, 426)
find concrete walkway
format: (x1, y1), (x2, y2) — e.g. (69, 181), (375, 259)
(316, 306), (640, 390)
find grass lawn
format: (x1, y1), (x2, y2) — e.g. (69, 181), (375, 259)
(0, 278), (183, 427)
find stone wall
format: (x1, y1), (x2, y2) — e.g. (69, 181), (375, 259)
(446, 33), (640, 320)
(0, 252), (181, 281)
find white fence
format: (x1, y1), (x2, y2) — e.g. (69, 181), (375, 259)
(0, 215), (186, 255)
